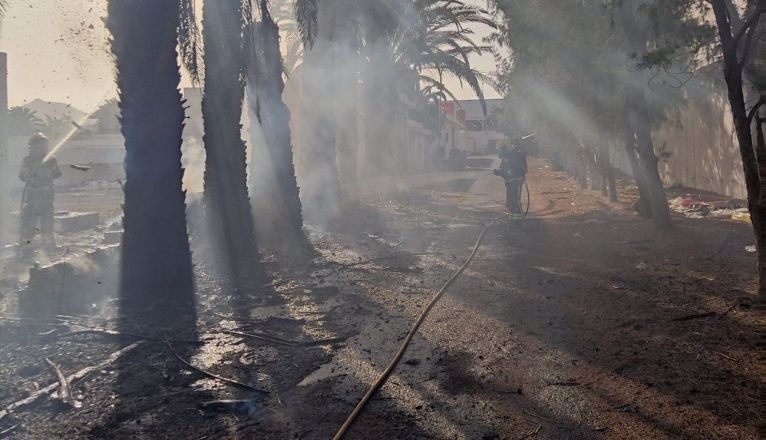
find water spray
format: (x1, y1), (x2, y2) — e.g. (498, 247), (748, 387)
(41, 90), (114, 163)
(42, 114), (94, 163)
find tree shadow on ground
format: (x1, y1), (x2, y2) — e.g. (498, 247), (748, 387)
(436, 209), (761, 438)
(330, 188), (761, 438)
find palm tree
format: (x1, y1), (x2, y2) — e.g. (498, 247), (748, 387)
(201, 0), (260, 281)
(106, 0), (194, 299)
(361, 0), (495, 173)
(8, 106), (44, 136)
(297, 0), (345, 228)
(393, 0), (495, 109)
(294, 0), (492, 206)
(245, 0), (306, 249)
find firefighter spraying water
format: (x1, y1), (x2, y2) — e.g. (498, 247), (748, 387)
(494, 134), (532, 218)
(18, 132), (62, 257)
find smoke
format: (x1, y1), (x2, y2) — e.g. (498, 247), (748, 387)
(181, 136), (206, 194)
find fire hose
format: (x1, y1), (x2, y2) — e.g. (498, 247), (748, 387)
(332, 213), (508, 439)
(520, 177), (531, 220)
(17, 186), (27, 247)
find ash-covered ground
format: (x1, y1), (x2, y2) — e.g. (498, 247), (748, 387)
(0, 157), (761, 439)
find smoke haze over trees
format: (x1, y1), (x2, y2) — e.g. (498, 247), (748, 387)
(0, 1), (764, 438)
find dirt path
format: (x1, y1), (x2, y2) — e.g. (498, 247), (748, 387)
(287, 158), (761, 439)
(0, 158), (761, 439)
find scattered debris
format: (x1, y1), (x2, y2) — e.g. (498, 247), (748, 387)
(517, 423), (542, 439)
(48, 327), (202, 345)
(731, 211), (751, 224)
(0, 342), (144, 422)
(69, 164), (91, 172)
(222, 330), (299, 347)
(44, 357), (79, 408)
(0, 425), (19, 436)
(200, 399), (260, 416)
(544, 379), (579, 387)
(669, 196), (749, 222)
(165, 342), (268, 394)
(339, 252), (443, 269)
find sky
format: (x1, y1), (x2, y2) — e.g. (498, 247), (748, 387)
(0, 0), (500, 113)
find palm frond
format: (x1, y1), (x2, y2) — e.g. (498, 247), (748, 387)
(386, 0), (495, 114)
(420, 75), (461, 103)
(294, 0), (318, 49)
(178, 0), (205, 84)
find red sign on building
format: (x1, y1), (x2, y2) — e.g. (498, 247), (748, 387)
(439, 101), (455, 116)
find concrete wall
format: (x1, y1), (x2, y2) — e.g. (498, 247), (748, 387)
(654, 93), (745, 199)
(605, 86), (746, 199)
(464, 129), (505, 154)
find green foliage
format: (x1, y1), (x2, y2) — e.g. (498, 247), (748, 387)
(489, 0), (707, 147)
(389, 0), (496, 113)
(625, 0), (717, 72)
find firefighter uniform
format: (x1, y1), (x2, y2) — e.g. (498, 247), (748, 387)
(495, 141), (528, 215)
(19, 133), (61, 254)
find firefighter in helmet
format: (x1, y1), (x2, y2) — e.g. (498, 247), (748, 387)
(494, 138), (528, 215)
(19, 132), (61, 255)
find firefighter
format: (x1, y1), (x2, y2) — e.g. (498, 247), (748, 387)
(19, 132), (61, 255)
(494, 139), (528, 215)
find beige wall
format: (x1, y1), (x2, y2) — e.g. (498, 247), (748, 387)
(654, 91), (746, 199)
(605, 85), (747, 200)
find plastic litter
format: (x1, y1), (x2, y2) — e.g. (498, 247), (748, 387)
(732, 210), (751, 224)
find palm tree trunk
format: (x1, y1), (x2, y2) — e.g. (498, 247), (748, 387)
(247, 6), (305, 248)
(107, 0), (193, 299)
(363, 44), (398, 176)
(202, 0), (259, 280)
(334, 6), (361, 183)
(299, 0), (342, 228)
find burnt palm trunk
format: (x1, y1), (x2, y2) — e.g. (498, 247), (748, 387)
(334, 4), (361, 183)
(300, 0), (342, 227)
(202, 0), (259, 280)
(361, 41), (397, 176)
(107, 0), (193, 299)
(247, 4), (305, 248)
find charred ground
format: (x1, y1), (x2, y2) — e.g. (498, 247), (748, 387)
(0, 157), (762, 439)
